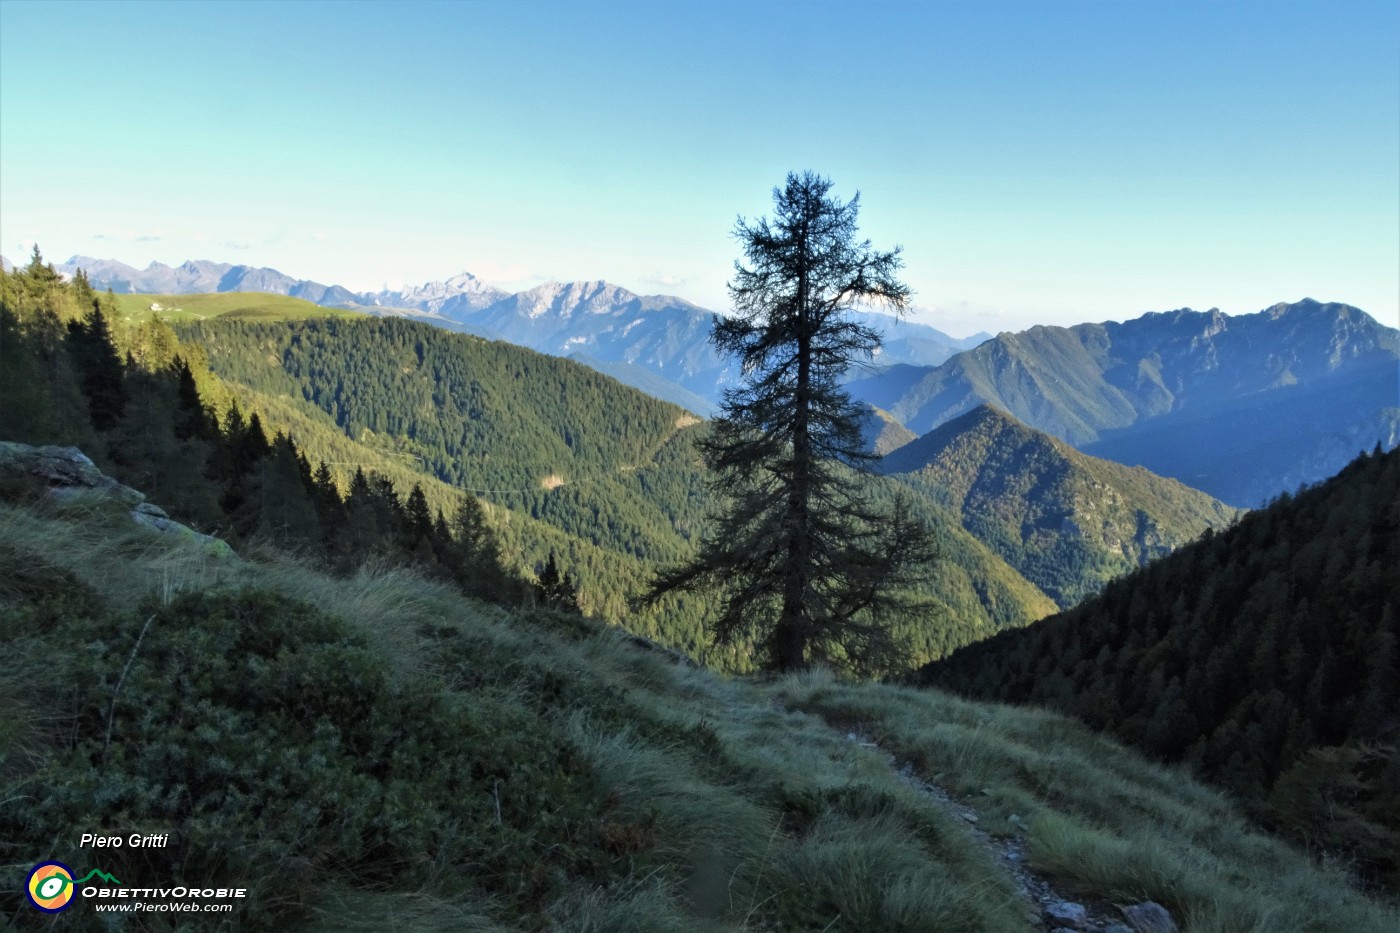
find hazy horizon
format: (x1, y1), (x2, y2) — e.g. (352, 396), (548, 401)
(9, 247), (1390, 343)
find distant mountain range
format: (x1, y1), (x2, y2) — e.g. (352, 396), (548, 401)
(13, 253), (1394, 506)
(849, 301), (1400, 506)
(31, 255), (984, 412)
(878, 404), (1239, 607)
(45, 256), (368, 308)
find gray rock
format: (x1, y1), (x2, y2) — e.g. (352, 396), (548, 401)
(1045, 900), (1087, 926)
(131, 508), (234, 557)
(0, 441), (145, 505)
(1122, 901), (1178, 933)
(1103, 925), (1134, 933)
(1, 440), (233, 558)
(46, 485), (108, 505)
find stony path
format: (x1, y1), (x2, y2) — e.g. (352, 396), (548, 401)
(845, 732), (1172, 933)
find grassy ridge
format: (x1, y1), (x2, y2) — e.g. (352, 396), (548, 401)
(112, 291), (364, 323)
(0, 496), (1025, 931)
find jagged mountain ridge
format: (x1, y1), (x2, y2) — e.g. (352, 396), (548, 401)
(879, 404), (1239, 607)
(851, 301), (1398, 441)
(52, 255), (982, 405)
(439, 279), (734, 402)
(362, 271), (508, 314)
(57, 255), (367, 308)
(50, 256), (1396, 507)
(848, 300), (1400, 506)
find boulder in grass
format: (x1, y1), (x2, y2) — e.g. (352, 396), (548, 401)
(1044, 900), (1088, 927)
(131, 502), (235, 557)
(1122, 901), (1178, 933)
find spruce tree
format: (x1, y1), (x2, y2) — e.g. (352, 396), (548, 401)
(538, 551), (580, 613)
(65, 302), (127, 431)
(650, 172), (937, 673)
(448, 494), (512, 601)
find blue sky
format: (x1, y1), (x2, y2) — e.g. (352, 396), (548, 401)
(1, 0), (1396, 335)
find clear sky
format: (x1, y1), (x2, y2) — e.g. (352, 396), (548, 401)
(1, 0), (1396, 335)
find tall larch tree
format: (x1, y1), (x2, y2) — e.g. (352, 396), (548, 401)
(650, 172), (937, 673)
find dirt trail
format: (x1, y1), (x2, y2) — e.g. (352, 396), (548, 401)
(845, 732), (1135, 933)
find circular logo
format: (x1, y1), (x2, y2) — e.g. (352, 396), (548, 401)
(26, 861), (76, 913)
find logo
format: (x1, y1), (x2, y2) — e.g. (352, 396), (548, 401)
(25, 862), (122, 913)
(26, 862), (76, 913)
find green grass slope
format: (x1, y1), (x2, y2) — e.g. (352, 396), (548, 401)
(113, 291), (365, 323)
(880, 405), (1240, 607)
(3, 494), (1394, 931)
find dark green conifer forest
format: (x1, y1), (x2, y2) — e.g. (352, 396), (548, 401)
(1, 255), (1057, 671)
(1, 253), (528, 606)
(923, 446), (1400, 890)
(170, 304), (1061, 667)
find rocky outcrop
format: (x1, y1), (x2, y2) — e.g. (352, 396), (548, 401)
(1121, 901), (1178, 933)
(0, 441), (234, 557)
(2, 442), (142, 503)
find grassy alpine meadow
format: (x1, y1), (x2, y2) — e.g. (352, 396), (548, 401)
(110, 291), (366, 324)
(4, 491), (1398, 931)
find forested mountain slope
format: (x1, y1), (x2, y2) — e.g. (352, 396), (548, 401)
(848, 300), (1400, 505)
(3, 258), (1056, 670)
(922, 445), (1400, 891)
(879, 405), (1239, 607)
(179, 313), (1057, 666)
(860, 404), (918, 456)
(567, 352), (716, 416)
(185, 316), (704, 560)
